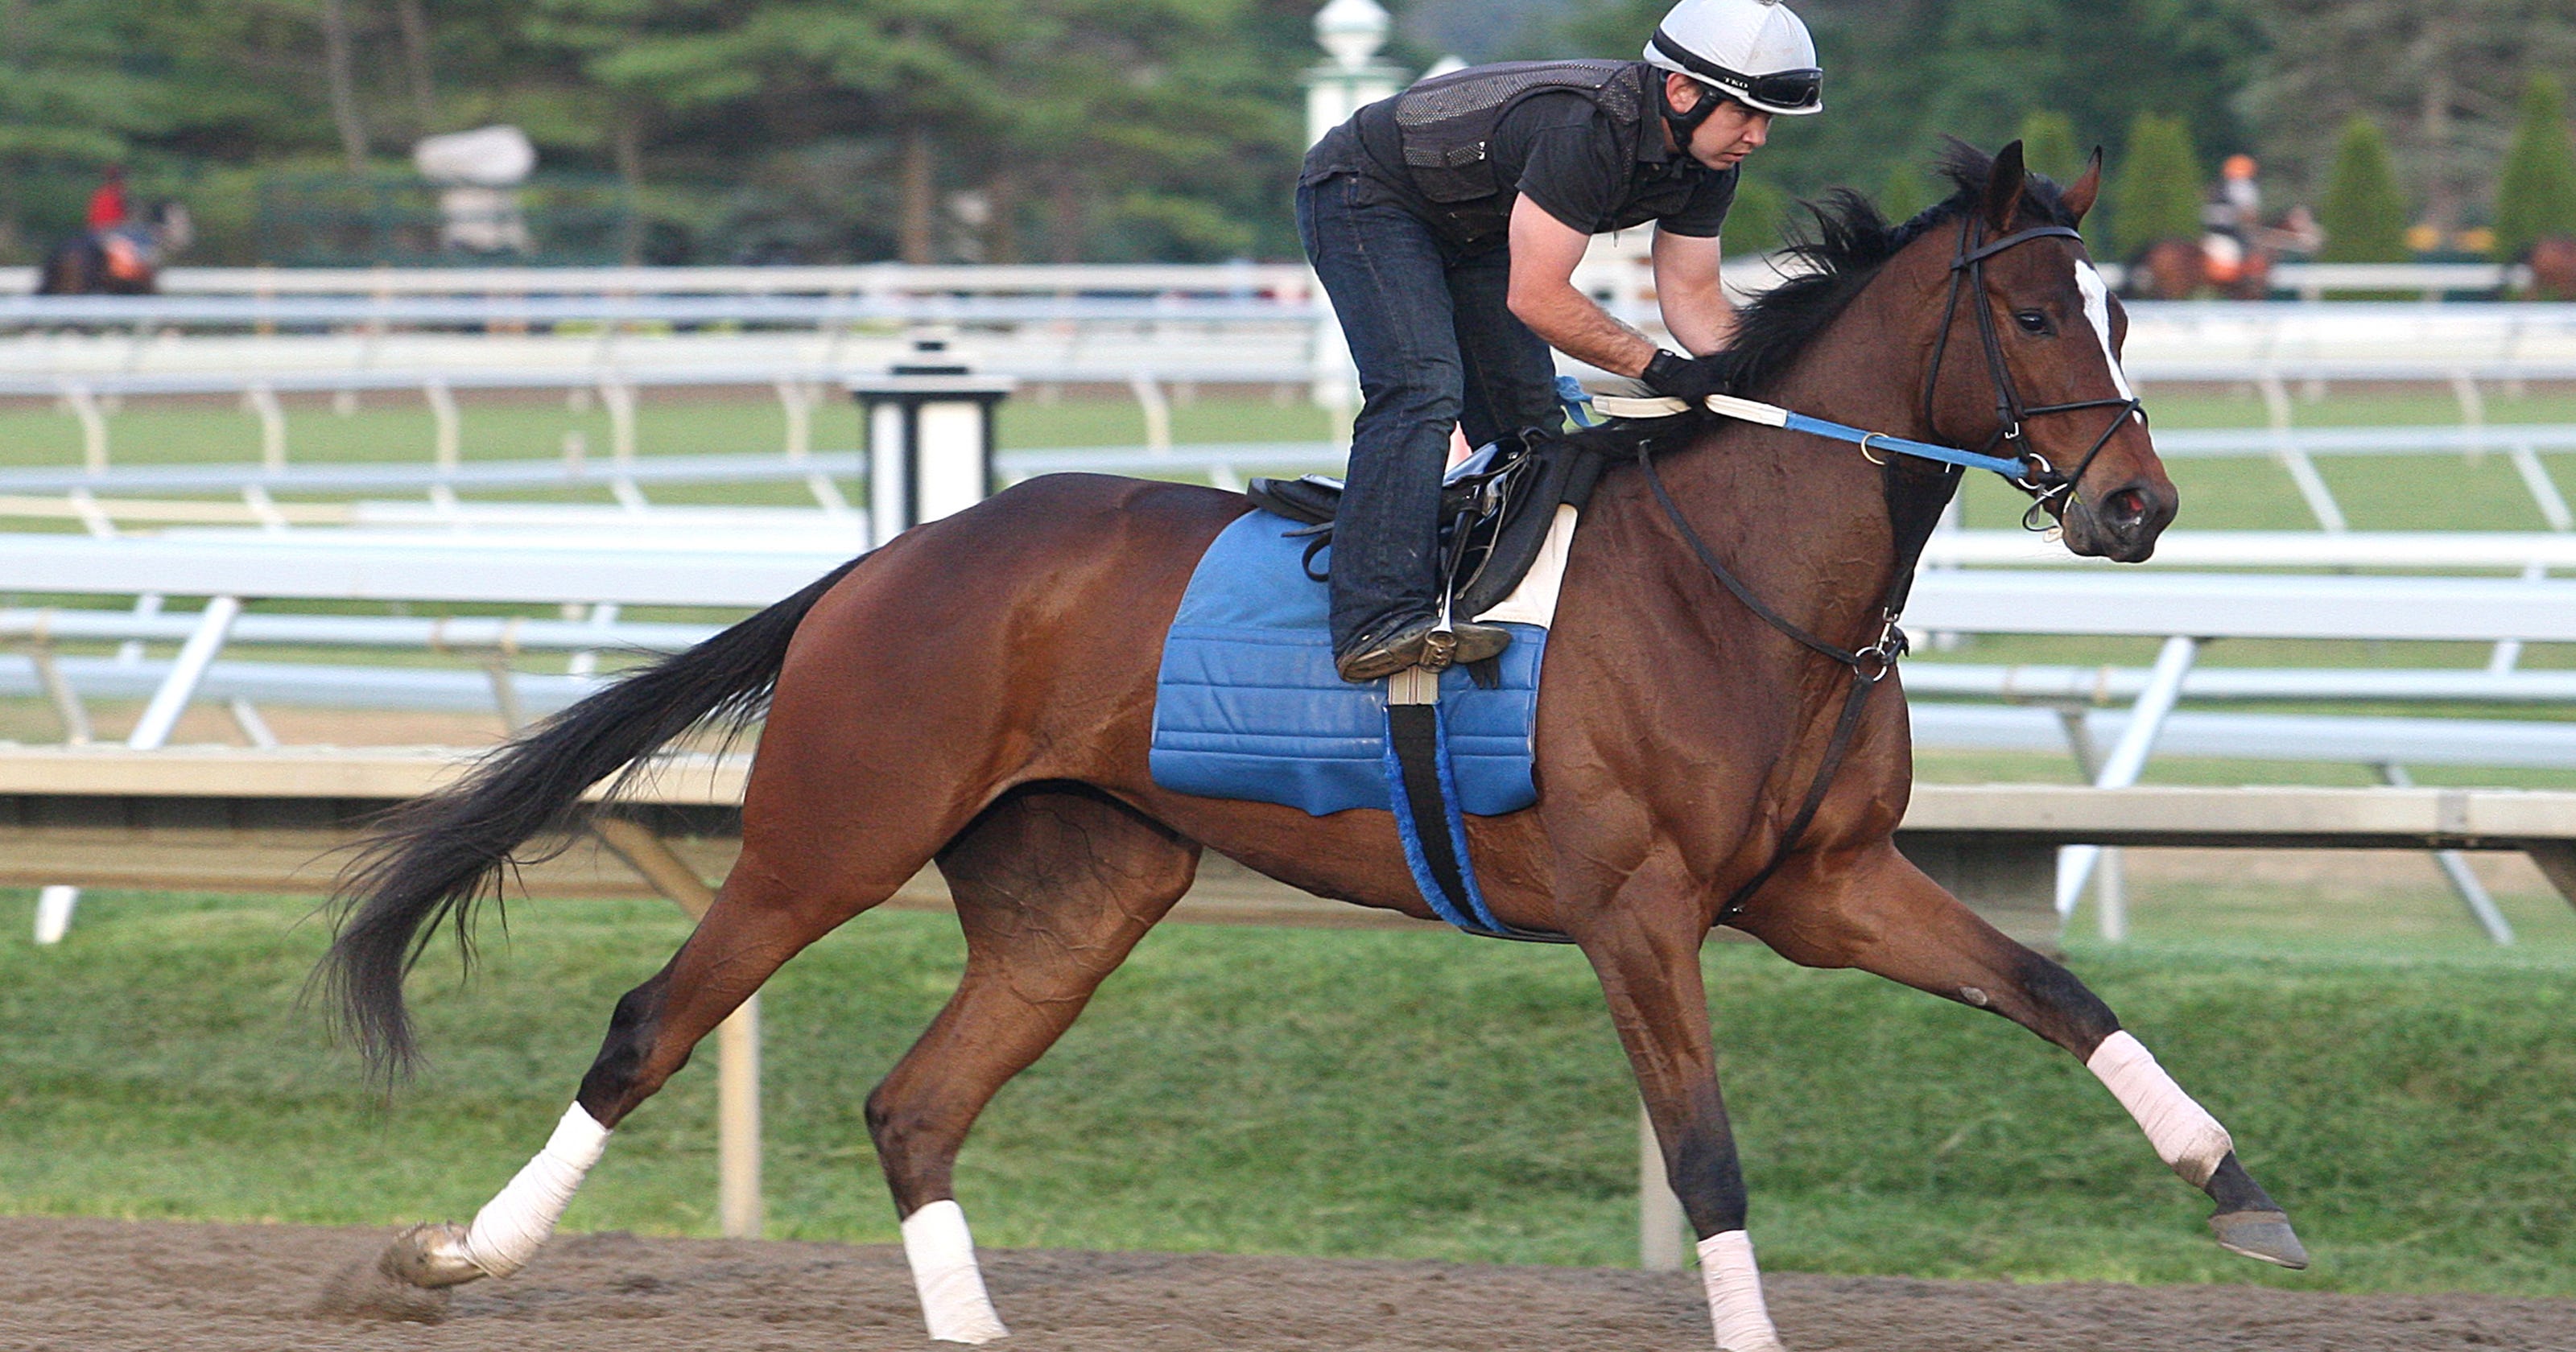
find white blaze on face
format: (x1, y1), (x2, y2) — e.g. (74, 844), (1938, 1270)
(2074, 261), (2145, 421)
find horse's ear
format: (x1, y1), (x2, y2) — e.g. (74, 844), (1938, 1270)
(2061, 147), (2104, 226)
(1985, 140), (2027, 233)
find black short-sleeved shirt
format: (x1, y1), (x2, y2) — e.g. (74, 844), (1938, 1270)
(1306, 82), (1738, 250)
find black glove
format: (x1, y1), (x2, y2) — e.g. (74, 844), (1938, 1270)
(1641, 349), (1738, 403)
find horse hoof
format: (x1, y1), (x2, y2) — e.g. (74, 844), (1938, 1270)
(2211, 1209), (2309, 1269)
(382, 1221), (492, 1288)
(310, 1225), (474, 1323)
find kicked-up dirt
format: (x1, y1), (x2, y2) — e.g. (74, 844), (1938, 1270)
(1, 1216), (2570, 1351)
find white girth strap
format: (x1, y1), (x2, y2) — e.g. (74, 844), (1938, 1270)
(901, 1199), (1010, 1344)
(461, 1102), (611, 1278)
(1696, 1230), (1785, 1352)
(2087, 1030), (2234, 1186)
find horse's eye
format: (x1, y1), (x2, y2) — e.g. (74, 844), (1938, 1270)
(2013, 310), (2052, 335)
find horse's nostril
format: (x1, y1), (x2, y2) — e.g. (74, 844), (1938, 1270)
(2109, 488), (2146, 523)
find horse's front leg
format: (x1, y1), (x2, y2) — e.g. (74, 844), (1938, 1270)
(1736, 839), (2307, 1269)
(1564, 859), (1785, 1352)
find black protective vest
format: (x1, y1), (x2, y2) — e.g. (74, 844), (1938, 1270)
(1393, 60), (1653, 205)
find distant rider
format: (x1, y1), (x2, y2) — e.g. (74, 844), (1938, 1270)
(87, 164), (130, 231)
(1298, 0), (1823, 681)
(2204, 154), (2260, 239)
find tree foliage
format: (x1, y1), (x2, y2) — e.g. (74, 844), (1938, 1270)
(1876, 162), (1935, 223)
(1723, 174), (1787, 254)
(1558, 0), (2260, 215)
(0, 0), (1304, 265)
(2239, 0), (2576, 230)
(2494, 72), (2576, 262)
(2017, 109), (2082, 188)
(2108, 113), (2202, 257)
(3, 0), (2570, 266)
(2318, 115), (2411, 263)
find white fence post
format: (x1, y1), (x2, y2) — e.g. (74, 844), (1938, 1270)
(35, 596), (242, 944)
(64, 382), (109, 475)
(244, 383), (287, 471)
(2057, 635), (2198, 917)
(588, 817), (763, 1239)
(425, 380), (460, 471)
(1637, 1101), (1686, 1270)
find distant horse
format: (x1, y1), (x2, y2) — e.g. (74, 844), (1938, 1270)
(2125, 233), (2273, 300)
(35, 201), (192, 295)
(2524, 236), (2576, 302)
(326, 142), (2301, 1350)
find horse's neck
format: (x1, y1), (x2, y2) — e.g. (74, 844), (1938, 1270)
(1600, 263), (1943, 658)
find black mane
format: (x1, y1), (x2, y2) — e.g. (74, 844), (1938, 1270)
(1716, 142), (2082, 401)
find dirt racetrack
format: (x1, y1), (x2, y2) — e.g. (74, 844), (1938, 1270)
(4, 1216), (2570, 1352)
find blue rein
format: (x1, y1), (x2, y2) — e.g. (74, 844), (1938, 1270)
(1775, 410), (2026, 477)
(1554, 376), (2030, 480)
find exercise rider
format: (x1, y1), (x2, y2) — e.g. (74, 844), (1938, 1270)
(1298, 0), (1823, 682)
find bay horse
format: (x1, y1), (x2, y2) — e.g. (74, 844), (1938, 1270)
(2124, 233), (2273, 301)
(2524, 235), (2576, 302)
(326, 142), (2304, 1350)
(35, 202), (192, 296)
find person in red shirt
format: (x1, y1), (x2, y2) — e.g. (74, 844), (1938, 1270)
(86, 165), (129, 230)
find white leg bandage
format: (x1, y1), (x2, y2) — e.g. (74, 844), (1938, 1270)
(460, 1103), (611, 1278)
(2087, 1030), (2233, 1187)
(901, 1199), (1009, 1344)
(1696, 1230), (1784, 1352)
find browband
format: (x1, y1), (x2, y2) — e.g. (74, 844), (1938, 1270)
(1951, 224), (2083, 268)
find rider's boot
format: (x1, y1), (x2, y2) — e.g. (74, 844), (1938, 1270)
(1333, 612), (1509, 682)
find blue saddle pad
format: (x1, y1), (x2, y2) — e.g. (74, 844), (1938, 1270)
(1150, 509), (1546, 817)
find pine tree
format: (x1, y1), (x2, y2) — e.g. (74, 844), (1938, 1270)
(2317, 115), (2410, 263)
(2018, 109), (2083, 188)
(2109, 113), (2202, 257)
(2494, 73), (2576, 262)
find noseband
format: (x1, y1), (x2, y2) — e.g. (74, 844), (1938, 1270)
(1924, 214), (2147, 530)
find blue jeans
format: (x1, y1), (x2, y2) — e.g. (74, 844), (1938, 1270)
(1296, 174), (1562, 651)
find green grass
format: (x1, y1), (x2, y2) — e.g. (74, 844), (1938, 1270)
(3, 888), (2573, 1295)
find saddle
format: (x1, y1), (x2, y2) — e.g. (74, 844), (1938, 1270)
(1245, 427), (1608, 625)
(1191, 379), (1703, 945)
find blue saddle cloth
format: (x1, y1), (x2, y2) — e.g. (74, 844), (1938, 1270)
(1150, 509), (1546, 817)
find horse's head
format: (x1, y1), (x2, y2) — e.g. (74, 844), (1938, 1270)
(1920, 142), (2176, 562)
(147, 201), (194, 254)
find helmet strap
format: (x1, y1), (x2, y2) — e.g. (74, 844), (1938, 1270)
(1658, 76), (1723, 152)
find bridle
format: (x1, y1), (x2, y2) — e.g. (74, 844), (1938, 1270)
(1925, 212), (2147, 530)
(1628, 204), (2153, 925)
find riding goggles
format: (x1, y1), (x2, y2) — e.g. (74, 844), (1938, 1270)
(1649, 30), (1824, 113)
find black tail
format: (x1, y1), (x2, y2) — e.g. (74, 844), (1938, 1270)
(321, 557), (863, 1076)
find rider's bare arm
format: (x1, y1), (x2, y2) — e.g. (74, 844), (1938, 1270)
(1506, 196), (1661, 378)
(1652, 228), (1736, 355)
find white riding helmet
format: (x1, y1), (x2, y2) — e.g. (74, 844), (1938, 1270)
(1643, 0), (1824, 117)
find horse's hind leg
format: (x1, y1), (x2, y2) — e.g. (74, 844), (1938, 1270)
(1738, 841), (2308, 1269)
(378, 797), (956, 1293)
(869, 786), (1199, 1343)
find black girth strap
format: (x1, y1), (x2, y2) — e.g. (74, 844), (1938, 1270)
(1387, 703), (1476, 912)
(1385, 695), (1573, 943)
